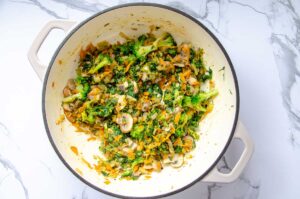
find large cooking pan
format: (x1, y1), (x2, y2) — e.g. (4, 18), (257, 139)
(28, 3), (253, 198)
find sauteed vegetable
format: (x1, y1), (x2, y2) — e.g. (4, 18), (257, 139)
(62, 32), (218, 180)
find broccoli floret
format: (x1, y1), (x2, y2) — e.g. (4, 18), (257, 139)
(131, 157), (144, 168)
(167, 48), (177, 57)
(130, 125), (144, 140)
(113, 41), (134, 56)
(62, 77), (90, 103)
(81, 110), (95, 124)
(175, 129), (184, 137)
(201, 68), (213, 81)
(156, 33), (176, 48)
(191, 49), (204, 68)
(133, 35), (156, 60)
(182, 90), (218, 112)
(121, 169), (133, 178)
(117, 54), (136, 65)
(133, 33), (176, 60)
(81, 99), (117, 124)
(174, 146), (183, 153)
(88, 54), (111, 74)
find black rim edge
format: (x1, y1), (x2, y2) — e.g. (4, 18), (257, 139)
(42, 2), (240, 199)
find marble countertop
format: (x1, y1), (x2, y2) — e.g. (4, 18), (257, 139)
(0, 0), (299, 198)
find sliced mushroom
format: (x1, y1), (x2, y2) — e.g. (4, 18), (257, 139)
(115, 95), (127, 112)
(167, 139), (175, 155)
(87, 87), (101, 100)
(118, 81), (129, 91)
(125, 138), (138, 150)
(170, 154), (184, 168)
(116, 113), (133, 133)
(67, 79), (76, 90)
(63, 87), (72, 97)
(144, 160), (162, 172)
(141, 102), (151, 112)
(126, 95), (137, 102)
(188, 76), (200, 86)
(142, 72), (148, 82)
(132, 81), (138, 94)
(63, 103), (72, 112)
(183, 135), (194, 152)
(200, 80), (210, 92)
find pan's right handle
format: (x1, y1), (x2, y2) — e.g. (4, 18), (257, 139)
(27, 20), (76, 81)
(202, 121), (254, 183)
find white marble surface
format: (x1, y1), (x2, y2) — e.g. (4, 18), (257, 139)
(0, 0), (300, 198)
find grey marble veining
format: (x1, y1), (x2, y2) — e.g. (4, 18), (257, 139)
(0, 0), (299, 198)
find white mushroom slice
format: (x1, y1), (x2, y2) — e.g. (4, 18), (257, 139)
(132, 81), (138, 94)
(167, 140), (175, 155)
(183, 135), (194, 151)
(188, 76), (199, 86)
(63, 87), (72, 97)
(126, 95), (137, 102)
(131, 142), (138, 151)
(150, 112), (158, 120)
(142, 72), (148, 82)
(63, 103), (72, 111)
(118, 81), (129, 91)
(183, 136), (194, 144)
(116, 113), (133, 133)
(162, 156), (172, 165)
(170, 154), (184, 168)
(125, 138), (133, 146)
(174, 107), (182, 113)
(67, 79), (76, 90)
(141, 102), (151, 112)
(200, 80), (210, 92)
(122, 147), (131, 154)
(115, 95), (127, 111)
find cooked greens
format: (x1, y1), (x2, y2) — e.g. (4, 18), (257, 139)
(62, 32), (217, 180)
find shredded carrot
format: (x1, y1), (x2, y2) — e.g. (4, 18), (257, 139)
(87, 137), (96, 141)
(174, 112), (181, 124)
(70, 146), (78, 156)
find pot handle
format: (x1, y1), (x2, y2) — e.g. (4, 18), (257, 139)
(27, 20), (76, 80)
(202, 121), (254, 183)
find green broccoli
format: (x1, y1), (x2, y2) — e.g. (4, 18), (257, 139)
(81, 110), (95, 124)
(130, 125), (144, 140)
(156, 33), (176, 48)
(131, 157), (144, 168)
(81, 99), (117, 124)
(133, 33), (176, 60)
(113, 41), (134, 56)
(88, 54), (111, 74)
(182, 90), (218, 112)
(200, 68), (213, 81)
(62, 77), (90, 103)
(116, 54), (136, 65)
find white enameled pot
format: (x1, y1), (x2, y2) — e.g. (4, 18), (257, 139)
(28, 3), (254, 198)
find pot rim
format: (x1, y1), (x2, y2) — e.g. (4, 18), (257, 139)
(42, 2), (240, 199)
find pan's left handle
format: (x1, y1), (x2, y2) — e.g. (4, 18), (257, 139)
(27, 20), (76, 81)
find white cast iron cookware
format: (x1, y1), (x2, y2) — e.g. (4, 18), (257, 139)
(28, 3), (254, 198)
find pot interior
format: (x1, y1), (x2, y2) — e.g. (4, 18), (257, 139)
(43, 4), (238, 198)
